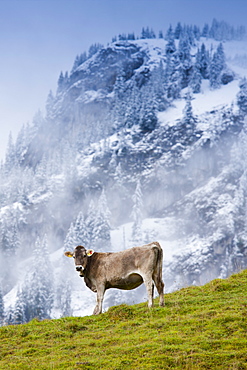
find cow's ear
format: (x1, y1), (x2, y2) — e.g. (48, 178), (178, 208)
(64, 251), (73, 258)
(86, 249), (94, 257)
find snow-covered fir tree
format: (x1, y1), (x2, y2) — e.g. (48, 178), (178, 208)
(74, 211), (90, 247)
(85, 200), (98, 246)
(0, 284), (4, 326)
(5, 132), (16, 174)
(124, 84), (141, 128)
(64, 222), (77, 251)
(6, 306), (15, 325)
(189, 53), (202, 93)
(139, 86), (158, 132)
(237, 77), (247, 117)
(174, 22), (182, 39)
(131, 179), (143, 244)
(151, 62), (169, 112)
(59, 278), (72, 317)
(89, 190), (112, 250)
(164, 51), (182, 100)
(141, 26), (156, 39)
(88, 43), (103, 58)
(209, 43), (226, 89)
(181, 91), (196, 137)
(25, 236), (54, 321)
(13, 287), (27, 325)
(178, 32), (192, 88)
(71, 52), (87, 73)
(56, 257), (72, 318)
(165, 27), (176, 55)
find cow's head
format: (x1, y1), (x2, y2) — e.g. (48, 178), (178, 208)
(64, 245), (94, 276)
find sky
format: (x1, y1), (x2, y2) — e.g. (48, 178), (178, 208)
(0, 0), (246, 161)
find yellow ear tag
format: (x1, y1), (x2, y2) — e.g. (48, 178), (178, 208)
(64, 251), (73, 258)
(86, 249), (94, 256)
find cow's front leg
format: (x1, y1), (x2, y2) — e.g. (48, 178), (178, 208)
(93, 285), (105, 315)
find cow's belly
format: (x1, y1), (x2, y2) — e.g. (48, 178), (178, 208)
(106, 273), (143, 290)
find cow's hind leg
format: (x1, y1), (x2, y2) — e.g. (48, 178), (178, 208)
(93, 285), (105, 315)
(153, 273), (165, 307)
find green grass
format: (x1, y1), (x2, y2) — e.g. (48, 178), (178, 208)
(1, 270), (247, 369)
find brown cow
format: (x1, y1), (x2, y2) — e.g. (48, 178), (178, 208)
(64, 241), (165, 315)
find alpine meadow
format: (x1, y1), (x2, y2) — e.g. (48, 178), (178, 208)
(0, 270), (247, 369)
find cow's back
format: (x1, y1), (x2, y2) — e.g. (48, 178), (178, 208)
(85, 242), (162, 285)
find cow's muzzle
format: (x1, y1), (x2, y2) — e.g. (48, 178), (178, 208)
(76, 265), (84, 272)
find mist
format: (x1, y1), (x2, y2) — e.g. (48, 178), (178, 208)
(1, 17), (247, 322)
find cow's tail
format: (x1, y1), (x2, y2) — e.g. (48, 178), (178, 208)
(152, 241), (163, 279)
(152, 242), (165, 306)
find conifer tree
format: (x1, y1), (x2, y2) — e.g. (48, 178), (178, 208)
(92, 211), (111, 250)
(0, 284), (4, 326)
(71, 52), (87, 73)
(88, 43), (103, 58)
(64, 222), (77, 251)
(27, 236), (54, 321)
(174, 22), (182, 39)
(209, 43), (226, 89)
(152, 62), (168, 112)
(90, 190), (112, 250)
(140, 97), (158, 132)
(127, 32), (135, 40)
(0, 218), (20, 292)
(193, 25), (201, 41)
(113, 71), (126, 129)
(209, 55), (221, 89)
(60, 278), (72, 317)
(56, 257), (72, 318)
(202, 23), (209, 38)
(124, 84), (141, 128)
(46, 90), (56, 119)
(215, 43), (226, 75)
(165, 31), (176, 55)
(141, 27), (155, 39)
(15, 124), (28, 165)
(178, 33), (192, 88)
(74, 211), (90, 247)
(165, 25), (173, 41)
(131, 179), (143, 244)
(57, 71), (65, 93)
(237, 77), (247, 117)
(165, 52), (182, 99)
(189, 57), (202, 93)
(5, 132), (16, 173)
(198, 44), (210, 79)
(7, 306), (15, 325)
(158, 30), (163, 39)
(13, 287), (27, 325)
(182, 92), (196, 137)
(86, 200), (98, 246)
(98, 189), (111, 225)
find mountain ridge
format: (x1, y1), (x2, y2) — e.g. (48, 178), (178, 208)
(1, 20), (247, 322)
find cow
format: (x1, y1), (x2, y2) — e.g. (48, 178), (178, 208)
(64, 241), (165, 315)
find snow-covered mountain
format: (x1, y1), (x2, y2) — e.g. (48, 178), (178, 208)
(1, 20), (247, 322)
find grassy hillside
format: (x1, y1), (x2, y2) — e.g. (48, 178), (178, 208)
(1, 270), (247, 370)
